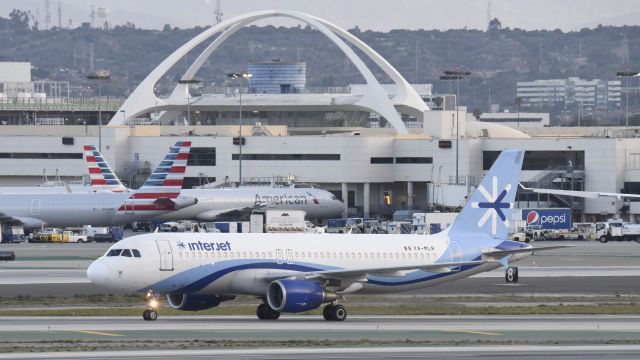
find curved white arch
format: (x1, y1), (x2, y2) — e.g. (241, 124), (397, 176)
(110, 10), (425, 133)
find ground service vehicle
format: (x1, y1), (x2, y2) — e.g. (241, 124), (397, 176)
(525, 225), (546, 241)
(596, 220), (640, 243)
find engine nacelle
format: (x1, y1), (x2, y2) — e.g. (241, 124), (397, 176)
(166, 293), (222, 311)
(266, 279), (337, 313)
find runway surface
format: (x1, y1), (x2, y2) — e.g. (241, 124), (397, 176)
(2, 345), (640, 360)
(0, 315), (639, 359)
(1, 314), (639, 342)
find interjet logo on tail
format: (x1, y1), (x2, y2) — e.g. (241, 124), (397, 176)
(471, 176), (513, 235)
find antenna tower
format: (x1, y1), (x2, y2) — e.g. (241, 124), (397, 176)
(486, 1), (491, 30)
(215, 0), (223, 24)
(44, 0), (51, 30)
(90, 5), (96, 27)
(57, 1), (62, 28)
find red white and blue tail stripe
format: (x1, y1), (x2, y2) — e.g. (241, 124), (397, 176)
(119, 141), (192, 212)
(84, 145), (127, 193)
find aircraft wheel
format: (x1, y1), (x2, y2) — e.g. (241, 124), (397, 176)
(331, 305), (347, 321)
(143, 309), (158, 321)
(323, 304), (335, 321)
(257, 303), (279, 320)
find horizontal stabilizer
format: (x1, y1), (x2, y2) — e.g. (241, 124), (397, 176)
(482, 245), (572, 260)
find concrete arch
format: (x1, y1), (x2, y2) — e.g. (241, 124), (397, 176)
(110, 10), (425, 133)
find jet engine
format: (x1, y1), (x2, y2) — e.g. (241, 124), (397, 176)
(166, 293), (224, 311)
(266, 279), (337, 313)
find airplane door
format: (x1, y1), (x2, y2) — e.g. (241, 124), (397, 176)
(449, 241), (461, 271)
(123, 198), (135, 215)
(156, 240), (174, 271)
(275, 249), (284, 265)
(286, 249), (294, 264)
(31, 199), (41, 216)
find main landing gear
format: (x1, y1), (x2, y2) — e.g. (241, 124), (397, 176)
(323, 303), (347, 321)
(143, 290), (159, 321)
(256, 303), (280, 320)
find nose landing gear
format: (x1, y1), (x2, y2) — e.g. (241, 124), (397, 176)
(143, 290), (159, 321)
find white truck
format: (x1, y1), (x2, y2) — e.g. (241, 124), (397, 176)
(412, 212), (458, 235)
(595, 220), (640, 243)
(250, 210), (307, 233)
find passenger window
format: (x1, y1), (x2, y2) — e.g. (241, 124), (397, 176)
(107, 249), (122, 257)
(121, 249), (132, 257)
(132, 249), (141, 258)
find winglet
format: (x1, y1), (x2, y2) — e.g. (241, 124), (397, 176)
(497, 254), (512, 269)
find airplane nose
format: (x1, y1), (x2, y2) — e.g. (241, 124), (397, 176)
(87, 260), (108, 286)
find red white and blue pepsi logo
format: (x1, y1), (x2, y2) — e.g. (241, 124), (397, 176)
(526, 211), (540, 225)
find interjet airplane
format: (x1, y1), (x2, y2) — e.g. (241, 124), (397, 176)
(87, 149), (566, 321)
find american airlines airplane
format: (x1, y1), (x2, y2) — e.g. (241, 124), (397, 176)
(0, 141), (196, 229)
(83, 147), (343, 221)
(88, 149), (567, 321)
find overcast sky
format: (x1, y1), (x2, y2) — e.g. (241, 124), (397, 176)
(2, 0), (639, 32)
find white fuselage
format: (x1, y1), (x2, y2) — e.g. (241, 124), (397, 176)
(153, 187), (343, 222)
(0, 192), (170, 228)
(88, 232), (532, 296)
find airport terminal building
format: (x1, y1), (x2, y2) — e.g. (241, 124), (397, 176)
(0, 10), (639, 223)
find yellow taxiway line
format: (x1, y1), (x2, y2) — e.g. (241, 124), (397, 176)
(444, 329), (503, 336)
(72, 330), (124, 337)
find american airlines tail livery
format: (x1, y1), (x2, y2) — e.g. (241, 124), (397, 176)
(83, 145), (343, 221)
(0, 141), (196, 228)
(88, 149), (567, 322)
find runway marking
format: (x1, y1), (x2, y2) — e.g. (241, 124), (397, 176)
(443, 330), (502, 336)
(72, 330), (124, 337)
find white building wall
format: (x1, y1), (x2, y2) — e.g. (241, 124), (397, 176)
(0, 62), (31, 82)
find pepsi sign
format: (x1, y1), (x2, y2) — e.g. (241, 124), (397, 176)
(522, 208), (571, 230)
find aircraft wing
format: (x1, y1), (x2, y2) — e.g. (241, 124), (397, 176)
(195, 206), (261, 221)
(0, 212), (47, 228)
(519, 184), (640, 200)
(265, 246), (571, 283)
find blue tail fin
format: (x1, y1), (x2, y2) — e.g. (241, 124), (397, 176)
(449, 149), (524, 239)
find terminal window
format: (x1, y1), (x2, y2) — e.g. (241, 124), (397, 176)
(482, 150), (584, 171)
(395, 157), (433, 164)
(370, 157), (393, 164)
(188, 147), (216, 166)
(0, 152), (82, 159)
(232, 154), (340, 161)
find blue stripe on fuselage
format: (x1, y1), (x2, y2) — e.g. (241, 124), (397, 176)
(145, 260), (333, 294)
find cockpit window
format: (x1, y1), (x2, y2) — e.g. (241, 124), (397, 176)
(331, 195), (338, 201)
(121, 249), (132, 257)
(132, 249), (141, 258)
(107, 249), (122, 257)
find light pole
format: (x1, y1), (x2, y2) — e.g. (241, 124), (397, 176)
(226, 72), (252, 186)
(87, 70), (110, 152)
(440, 69), (470, 184)
(616, 70), (640, 129)
(178, 79), (202, 124)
